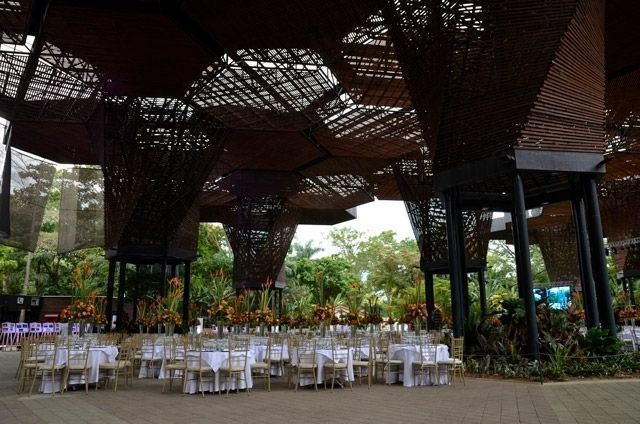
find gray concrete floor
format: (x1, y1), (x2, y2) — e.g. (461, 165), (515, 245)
(1, 351), (639, 423)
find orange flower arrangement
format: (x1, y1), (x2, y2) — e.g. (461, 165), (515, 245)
(253, 279), (274, 325)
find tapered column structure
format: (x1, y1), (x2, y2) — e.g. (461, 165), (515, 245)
(182, 261), (191, 331)
(222, 196), (301, 289)
(571, 190), (599, 328)
(424, 270), (435, 329)
(105, 259), (116, 331)
(443, 189), (465, 337)
(583, 176), (616, 334)
(478, 270), (487, 318)
(512, 173), (539, 360)
(116, 261), (127, 331)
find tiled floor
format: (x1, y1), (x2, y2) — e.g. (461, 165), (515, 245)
(1, 351), (639, 423)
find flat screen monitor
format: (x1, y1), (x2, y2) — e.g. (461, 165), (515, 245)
(546, 286), (571, 310)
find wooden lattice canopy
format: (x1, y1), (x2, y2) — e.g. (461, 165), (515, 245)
(0, 1), (638, 273)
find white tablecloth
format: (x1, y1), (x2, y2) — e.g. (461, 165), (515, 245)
(138, 342), (165, 378)
(41, 345), (118, 393)
(251, 343), (289, 376)
(291, 348), (354, 386)
(387, 344), (450, 387)
(180, 350), (254, 394)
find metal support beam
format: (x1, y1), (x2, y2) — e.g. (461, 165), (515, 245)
(478, 270), (487, 317)
(582, 175), (617, 334)
(443, 189), (464, 337)
(571, 189), (599, 328)
(116, 261), (127, 331)
(182, 261), (191, 331)
(512, 173), (540, 360)
(170, 263), (177, 278)
(0, 138), (11, 238)
(511, 209), (525, 299)
(161, 259), (168, 297)
(453, 190), (469, 321)
(630, 278), (636, 306)
(424, 270), (435, 329)
(105, 259), (116, 331)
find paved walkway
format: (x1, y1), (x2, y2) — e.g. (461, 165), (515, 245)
(1, 351), (639, 424)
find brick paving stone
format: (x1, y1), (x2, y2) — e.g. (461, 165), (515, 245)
(2, 351), (640, 423)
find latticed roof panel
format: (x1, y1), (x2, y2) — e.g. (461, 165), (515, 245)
(0, 0), (29, 44)
(42, 3), (213, 98)
(0, 37), (101, 124)
(289, 173), (374, 210)
(315, 106), (422, 158)
(327, 11), (411, 109)
(183, 0), (381, 51)
(195, 49), (348, 131)
(213, 130), (322, 174)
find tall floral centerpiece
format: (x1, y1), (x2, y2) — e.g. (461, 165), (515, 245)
(254, 279), (275, 335)
(364, 295), (384, 333)
(188, 302), (201, 332)
(59, 261), (96, 337)
(312, 302), (338, 337)
(225, 289), (254, 334)
(136, 299), (151, 333)
(159, 277), (183, 336)
(345, 282), (364, 337)
(400, 275), (428, 334)
(92, 297), (107, 331)
(206, 269), (234, 337)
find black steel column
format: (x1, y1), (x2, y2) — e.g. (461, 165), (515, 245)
(424, 270), (435, 329)
(510, 209), (525, 299)
(571, 189), (599, 327)
(0, 135), (11, 238)
(116, 261), (127, 331)
(478, 269), (487, 317)
(461, 274), (470, 320)
(629, 278), (636, 306)
(443, 188), (465, 337)
(182, 261), (191, 331)
(512, 173), (540, 360)
(170, 263), (177, 278)
(582, 175), (616, 334)
(453, 192), (469, 320)
(105, 259), (116, 331)
(161, 259), (168, 297)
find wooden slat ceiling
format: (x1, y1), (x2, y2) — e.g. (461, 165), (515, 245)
(0, 1), (639, 222)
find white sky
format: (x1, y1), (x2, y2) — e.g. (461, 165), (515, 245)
(293, 199), (414, 257)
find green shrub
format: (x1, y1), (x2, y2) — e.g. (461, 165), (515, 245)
(580, 327), (623, 357)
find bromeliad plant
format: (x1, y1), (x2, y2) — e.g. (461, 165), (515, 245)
(364, 295), (384, 325)
(59, 261), (97, 322)
(151, 277), (184, 327)
(206, 268), (234, 321)
(254, 279), (275, 325)
(344, 282), (364, 327)
(92, 297), (107, 326)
